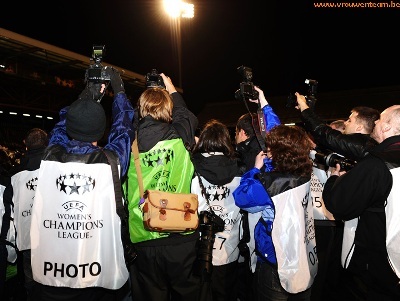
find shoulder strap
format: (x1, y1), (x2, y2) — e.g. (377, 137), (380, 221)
(102, 150), (123, 209)
(102, 149), (137, 265)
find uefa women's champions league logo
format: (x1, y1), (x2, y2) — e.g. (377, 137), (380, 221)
(56, 173), (96, 196)
(55, 172), (97, 213)
(203, 184), (230, 213)
(142, 148), (174, 167)
(26, 177), (38, 191)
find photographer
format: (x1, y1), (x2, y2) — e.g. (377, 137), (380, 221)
(235, 86), (280, 173)
(29, 66), (135, 301)
(323, 105), (400, 300)
(234, 85), (280, 301)
(295, 92), (380, 301)
(123, 73), (200, 301)
(295, 92), (379, 162)
(191, 119), (242, 301)
(233, 125), (317, 300)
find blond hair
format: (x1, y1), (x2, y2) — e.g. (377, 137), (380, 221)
(138, 88), (173, 123)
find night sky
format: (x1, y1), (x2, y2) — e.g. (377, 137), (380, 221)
(1, 0), (400, 115)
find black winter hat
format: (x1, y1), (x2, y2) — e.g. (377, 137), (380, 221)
(66, 97), (106, 142)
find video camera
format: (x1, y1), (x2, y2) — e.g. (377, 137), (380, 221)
(286, 78), (318, 110)
(313, 151), (356, 172)
(145, 69), (166, 89)
(234, 65), (259, 101)
(86, 45), (111, 83)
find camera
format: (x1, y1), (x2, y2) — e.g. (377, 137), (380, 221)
(145, 69), (166, 89)
(313, 151), (356, 172)
(234, 65), (259, 101)
(86, 45), (111, 83)
(286, 78), (318, 110)
(193, 210), (225, 279)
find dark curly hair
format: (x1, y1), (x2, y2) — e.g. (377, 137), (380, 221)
(265, 125), (313, 178)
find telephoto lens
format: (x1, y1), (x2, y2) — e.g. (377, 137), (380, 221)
(193, 211), (224, 281)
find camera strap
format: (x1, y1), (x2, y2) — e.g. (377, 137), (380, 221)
(242, 97), (267, 152)
(252, 108), (267, 152)
(195, 171), (214, 213)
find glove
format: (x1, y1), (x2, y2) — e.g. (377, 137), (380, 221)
(105, 66), (125, 94)
(87, 82), (105, 101)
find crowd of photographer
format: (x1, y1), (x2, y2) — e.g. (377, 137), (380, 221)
(2, 54), (400, 301)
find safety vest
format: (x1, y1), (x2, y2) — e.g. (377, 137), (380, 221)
(270, 181), (318, 293)
(31, 146), (128, 289)
(342, 166), (400, 279)
(191, 175), (241, 265)
(12, 169), (39, 251)
(124, 138), (194, 243)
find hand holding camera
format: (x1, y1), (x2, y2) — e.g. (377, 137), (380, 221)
(294, 92), (309, 111)
(287, 79), (318, 110)
(145, 69), (166, 89)
(105, 66), (124, 95)
(248, 86), (268, 108)
(160, 73), (177, 94)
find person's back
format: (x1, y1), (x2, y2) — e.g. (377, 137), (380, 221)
(123, 74), (201, 301)
(234, 125), (316, 300)
(191, 119), (242, 301)
(29, 66), (135, 301)
(323, 105), (400, 300)
(8, 127), (48, 299)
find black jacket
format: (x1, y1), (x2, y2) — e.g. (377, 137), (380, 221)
(236, 136), (262, 174)
(9, 147), (45, 175)
(301, 108), (377, 162)
(323, 135), (400, 297)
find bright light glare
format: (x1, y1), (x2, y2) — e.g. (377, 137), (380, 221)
(181, 3), (194, 18)
(164, 0), (194, 19)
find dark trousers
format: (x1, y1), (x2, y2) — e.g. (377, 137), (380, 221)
(255, 261), (311, 301)
(211, 261), (239, 301)
(236, 261), (255, 301)
(311, 221), (344, 301)
(129, 239), (210, 301)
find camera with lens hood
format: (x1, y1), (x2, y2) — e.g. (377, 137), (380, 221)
(193, 210), (225, 279)
(286, 78), (318, 110)
(86, 45), (111, 83)
(313, 151), (356, 172)
(145, 69), (166, 89)
(234, 65), (259, 101)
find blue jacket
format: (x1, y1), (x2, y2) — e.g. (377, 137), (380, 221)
(49, 92), (135, 177)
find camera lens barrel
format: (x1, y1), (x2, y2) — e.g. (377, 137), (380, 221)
(325, 153), (356, 171)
